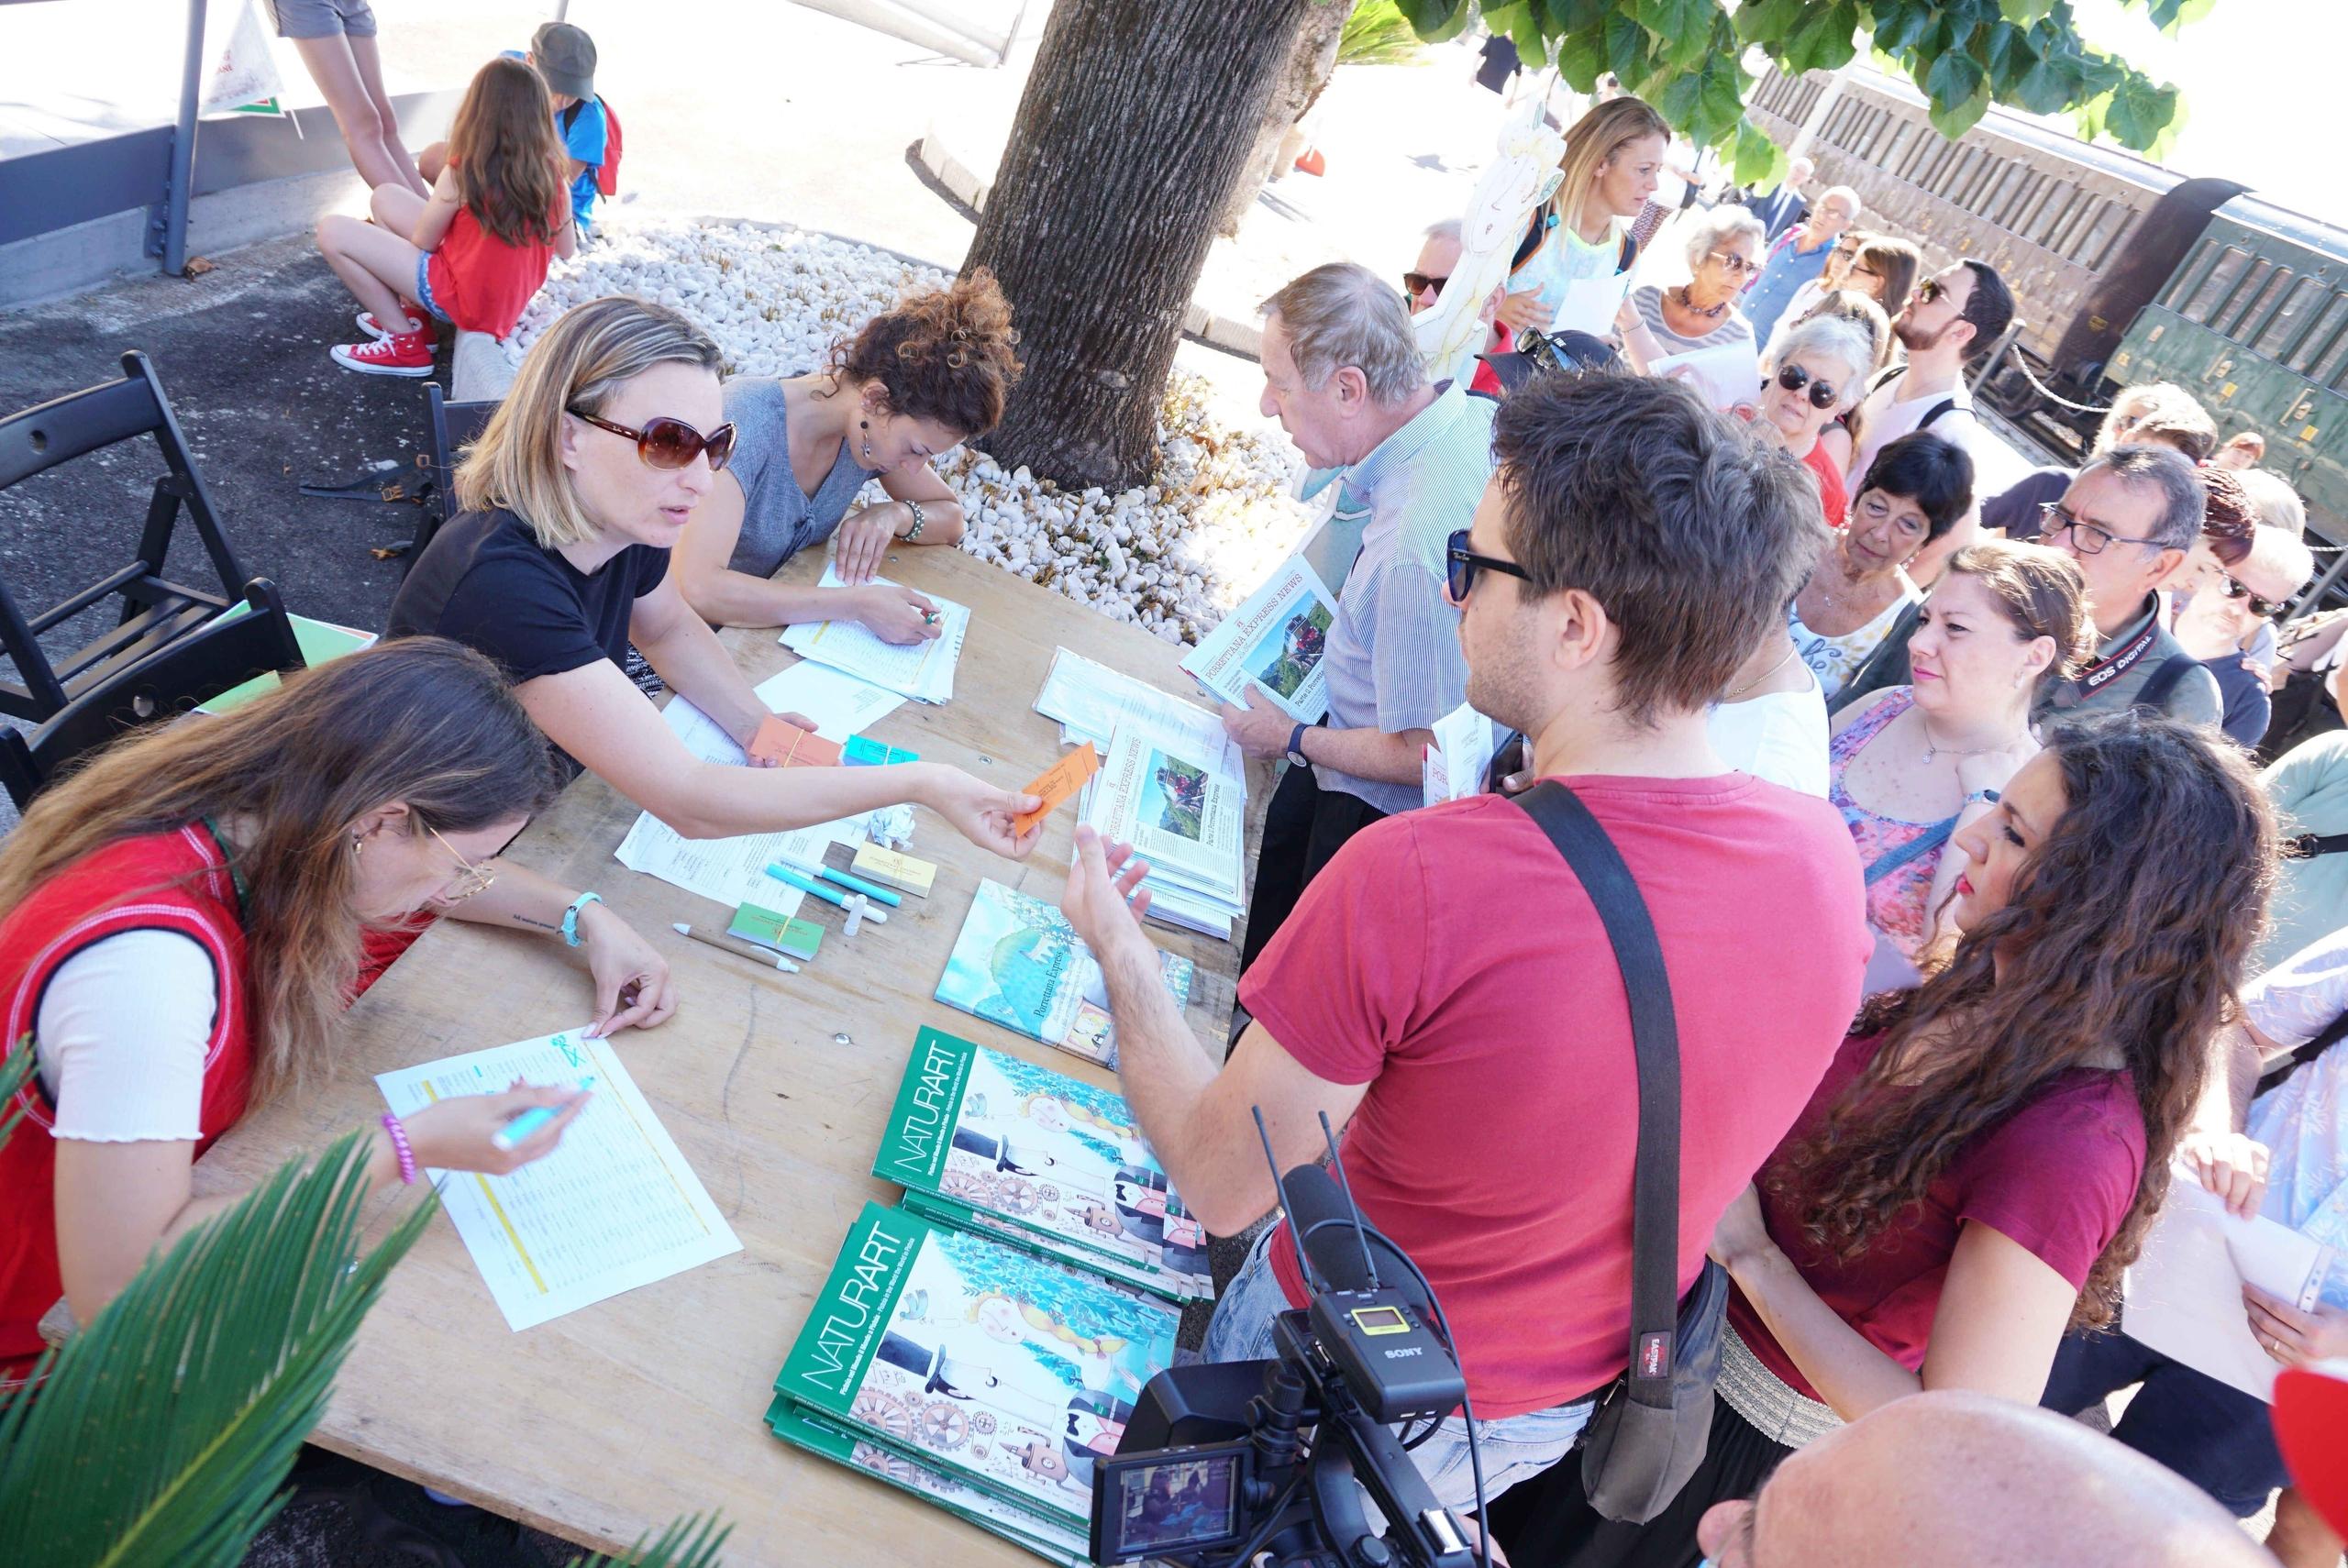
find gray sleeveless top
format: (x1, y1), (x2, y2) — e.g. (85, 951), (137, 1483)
(718, 376), (882, 578)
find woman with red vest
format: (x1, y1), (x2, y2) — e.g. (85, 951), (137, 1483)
(0, 636), (678, 1387)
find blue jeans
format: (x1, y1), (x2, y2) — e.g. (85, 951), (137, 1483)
(411, 253), (450, 323)
(1204, 1230), (1597, 1513)
(2041, 1329), (2285, 1517)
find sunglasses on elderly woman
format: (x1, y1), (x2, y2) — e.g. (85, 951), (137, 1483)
(1774, 362), (1841, 410)
(568, 409), (738, 472)
(2223, 576), (2285, 617)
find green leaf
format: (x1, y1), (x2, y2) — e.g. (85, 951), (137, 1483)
(1399, 0), (1462, 37)
(1733, 0), (1806, 46)
(0, 1132), (438, 1568)
(1784, 0), (1862, 74)
(1634, 0), (1718, 69)
(2010, 50), (2076, 113)
(2103, 72), (2180, 149)
(1978, 18), (2034, 83)
(1923, 42), (1988, 110)
(1868, 0), (1935, 57)
(1929, 76), (1995, 139)
(2143, 0), (2217, 33)
(1554, 25), (1609, 91)
(1998, 0), (2055, 22)
(570, 1515), (733, 1568)
(1730, 118), (1784, 187)
(2072, 47), (2127, 97)
(1605, 8), (1655, 86)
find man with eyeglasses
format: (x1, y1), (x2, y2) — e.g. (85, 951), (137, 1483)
(1229, 262), (1495, 971)
(1741, 185), (1861, 342)
(1054, 371), (1868, 1518)
(2037, 446), (2224, 726)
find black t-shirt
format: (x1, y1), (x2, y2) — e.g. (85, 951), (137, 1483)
(1984, 466), (2072, 540)
(386, 507), (670, 683)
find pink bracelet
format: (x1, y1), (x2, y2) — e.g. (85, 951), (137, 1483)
(381, 1112), (418, 1186)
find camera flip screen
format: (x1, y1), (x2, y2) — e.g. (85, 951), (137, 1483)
(1100, 1444), (1248, 1559)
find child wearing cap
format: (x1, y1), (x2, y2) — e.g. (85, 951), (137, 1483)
(421, 23), (609, 233)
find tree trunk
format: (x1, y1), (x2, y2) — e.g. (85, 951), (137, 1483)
(1216, 0), (1349, 238)
(964, 0), (1314, 492)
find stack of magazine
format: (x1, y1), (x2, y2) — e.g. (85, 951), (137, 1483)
(771, 1029), (1218, 1561)
(936, 878), (1196, 1070)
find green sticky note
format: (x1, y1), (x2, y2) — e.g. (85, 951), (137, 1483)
(196, 606), (379, 713)
(730, 903), (823, 960)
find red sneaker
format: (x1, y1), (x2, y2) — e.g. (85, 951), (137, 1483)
(356, 308), (425, 339)
(329, 330), (434, 377)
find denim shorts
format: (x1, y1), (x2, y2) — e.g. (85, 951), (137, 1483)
(269, 0), (377, 39)
(1203, 1230), (1598, 1513)
(412, 253), (450, 324)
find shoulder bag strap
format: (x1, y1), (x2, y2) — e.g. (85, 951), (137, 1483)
(1513, 780), (1685, 1401)
(2257, 1008), (2348, 1098)
(2134, 653), (2199, 712)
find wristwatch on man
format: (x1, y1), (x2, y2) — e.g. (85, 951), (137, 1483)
(1285, 723), (1311, 768)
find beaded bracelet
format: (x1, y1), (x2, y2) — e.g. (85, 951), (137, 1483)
(903, 499), (927, 544)
(381, 1111), (418, 1186)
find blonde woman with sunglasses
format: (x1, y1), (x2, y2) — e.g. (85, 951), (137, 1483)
(389, 295), (1041, 857)
(0, 639), (678, 1386)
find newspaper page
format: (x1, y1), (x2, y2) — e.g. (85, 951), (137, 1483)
(1179, 555), (1338, 723)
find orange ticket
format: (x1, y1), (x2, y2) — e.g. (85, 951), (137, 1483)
(1012, 742), (1101, 834)
(749, 715), (844, 768)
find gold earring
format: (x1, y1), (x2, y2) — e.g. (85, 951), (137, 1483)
(350, 834), (364, 859)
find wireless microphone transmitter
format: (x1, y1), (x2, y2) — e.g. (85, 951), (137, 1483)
(1307, 1287), (1468, 1424)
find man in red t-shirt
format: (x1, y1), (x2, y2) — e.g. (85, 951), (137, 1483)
(1059, 370), (1869, 1512)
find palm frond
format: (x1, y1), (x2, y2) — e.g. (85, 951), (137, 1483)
(1339, 0), (1425, 66)
(0, 1037), (32, 1153)
(568, 1513), (732, 1568)
(0, 1128), (437, 1568)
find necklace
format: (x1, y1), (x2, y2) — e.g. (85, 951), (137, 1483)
(1672, 284), (1729, 321)
(1724, 645), (1800, 701)
(1918, 713), (2022, 765)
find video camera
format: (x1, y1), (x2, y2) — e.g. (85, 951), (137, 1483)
(1088, 1114), (1489, 1568)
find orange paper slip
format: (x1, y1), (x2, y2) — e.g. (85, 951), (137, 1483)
(749, 715), (844, 768)
(1012, 742), (1102, 833)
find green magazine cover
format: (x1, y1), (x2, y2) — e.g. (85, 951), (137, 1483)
(775, 1201), (1180, 1530)
(872, 1028), (1214, 1301)
(765, 1397), (1084, 1564)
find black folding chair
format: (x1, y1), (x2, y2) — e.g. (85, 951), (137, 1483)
(0, 351), (259, 723)
(410, 381), (501, 567)
(0, 578), (306, 811)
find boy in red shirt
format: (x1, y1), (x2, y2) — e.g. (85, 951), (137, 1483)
(1058, 371), (1869, 1511)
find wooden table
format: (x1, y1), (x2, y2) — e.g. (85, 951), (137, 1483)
(196, 547), (1263, 1563)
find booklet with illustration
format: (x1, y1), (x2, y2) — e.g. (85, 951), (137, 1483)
(1085, 724), (1246, 920)
(936, 878), (1194, 1067)
(1179, 555), (1338, 723)
(766, 1398), (1086, 1564)
(872, 1027), (1215, 1302)
(774, 1201), (1182, 1531)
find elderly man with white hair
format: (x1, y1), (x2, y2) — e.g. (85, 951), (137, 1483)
(1744, 183), (1863, 341)
(1231, 261), (1495, 969)
(1617, 204), (1769, 370)
(1748, 153), (1815, 240)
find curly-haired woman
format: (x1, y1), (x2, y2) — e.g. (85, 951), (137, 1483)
(675, 272), (1023, 645)
(1488, 712), (2276, 1567)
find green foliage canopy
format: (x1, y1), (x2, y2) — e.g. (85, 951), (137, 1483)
(1402, 0), (2208, 183)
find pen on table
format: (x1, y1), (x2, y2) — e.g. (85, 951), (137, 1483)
(764, 862), (892, 922)
(814, 864), (902, 908)
(671, 921), (803, 972)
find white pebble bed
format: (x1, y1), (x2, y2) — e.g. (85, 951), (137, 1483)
(508, 220), (1313, 644)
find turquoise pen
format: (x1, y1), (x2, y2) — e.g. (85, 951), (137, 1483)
(493, 1103), (561, 1152)
(765, 862), (892, 923)
(816, 866), (903, 908)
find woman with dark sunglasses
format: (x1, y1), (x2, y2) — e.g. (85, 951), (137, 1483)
(676, 273), (1023, 646)
(390, 295), (1042, 860)
(1736, 315), (1875, 529)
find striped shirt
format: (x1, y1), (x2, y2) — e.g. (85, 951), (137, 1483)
(1314, 382), (1496, 815)
(1628, 283), (1756, 357)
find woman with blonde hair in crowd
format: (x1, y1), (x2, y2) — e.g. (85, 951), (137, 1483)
(388, 294), (1041, 856)
(1825, 541), (2094, 966)
(0, 639), (679, 1387)
(1493, 710), (2276, 1566)
(1497, 96), (1669, 336)
(678, 272), (1023, 644)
